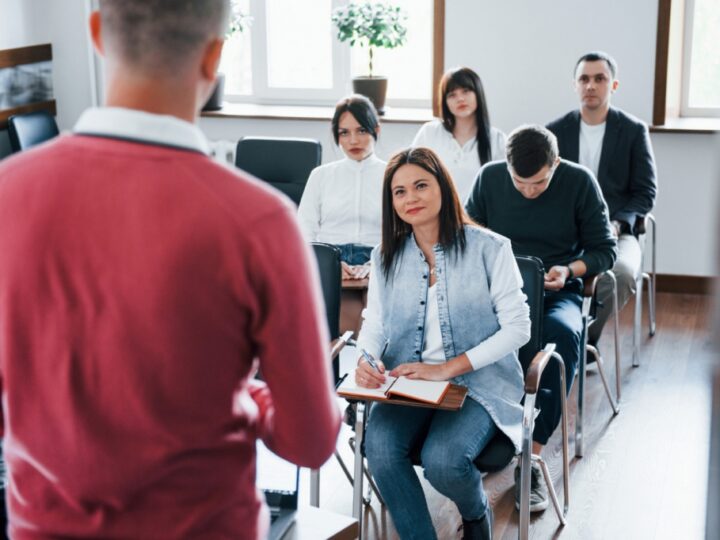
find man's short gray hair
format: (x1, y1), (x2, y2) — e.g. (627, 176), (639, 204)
(99, 0), (229, 74)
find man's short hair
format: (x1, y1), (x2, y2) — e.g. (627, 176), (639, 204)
(506, 125), (559, 178)
(99, 0), (228, 75)
(574, 51), (618, 79)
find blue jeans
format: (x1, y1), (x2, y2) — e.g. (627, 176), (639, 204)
(336, 243), (372, 265)
(533, 281), (583, 445)
(364, 399), (497, 540)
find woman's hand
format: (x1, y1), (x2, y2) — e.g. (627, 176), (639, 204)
(390, 362), (449, 381)
(342, 262), (371, 280)
(341, 262), (356, 280)
(355, 357), (386, 388)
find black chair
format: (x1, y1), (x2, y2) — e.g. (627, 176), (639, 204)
(347, 255), (570, 540)
(235, 136), (322, 206)
(7, 111), (60, 153)
(308, 242), (354, 508)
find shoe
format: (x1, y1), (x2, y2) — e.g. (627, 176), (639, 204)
(461, 505), (493, 540)
(514, 461), (549, 512)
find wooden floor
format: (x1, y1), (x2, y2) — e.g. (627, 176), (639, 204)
(301, 292), (714, 540)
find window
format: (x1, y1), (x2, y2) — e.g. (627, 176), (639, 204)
(219, 0), (437, 108)
(654, 0), (720, 124)
(679, 0), (719, 116)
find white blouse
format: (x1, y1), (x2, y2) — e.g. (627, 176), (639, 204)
(297, 155), (386, 246)
(412, 119), (506, 202)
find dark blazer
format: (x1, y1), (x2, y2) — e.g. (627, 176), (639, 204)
(547, 107), (657, 232)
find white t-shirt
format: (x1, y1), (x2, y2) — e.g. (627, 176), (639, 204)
(297, 154), (386, 246)
(579, 120), (606, 179)
(411, 119), (506, 201)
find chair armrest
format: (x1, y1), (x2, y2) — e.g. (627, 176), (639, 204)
(525, 343), (557, 394)
(330, 330), (356, 359)
(633, 215), (647, 237)
(582, 274), (600, 298)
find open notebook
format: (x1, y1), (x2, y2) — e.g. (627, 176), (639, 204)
(338, 368), (450, 405)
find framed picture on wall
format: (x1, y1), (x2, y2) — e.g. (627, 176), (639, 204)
(0, 44), (55, 128)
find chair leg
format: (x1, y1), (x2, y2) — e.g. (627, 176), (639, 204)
(352, 401), (367, 539)
(576, 315), (588, 458)
(648, 214), (657, 337)
(347, 439), (385, 506)
(608, 270), (622, 402)
(519, 393), (536, 540)
(587, 345), (620, 415)
(644, 272), (656, 337)
(633, 273), (644, 368)
(310, 468), (320, 507)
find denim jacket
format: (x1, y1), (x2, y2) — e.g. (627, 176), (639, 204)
(359, 225), (529, 451)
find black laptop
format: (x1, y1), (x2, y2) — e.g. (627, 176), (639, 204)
(256, 441), (300, 540)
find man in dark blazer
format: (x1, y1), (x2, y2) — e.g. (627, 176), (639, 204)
(547, 51), (657, 346)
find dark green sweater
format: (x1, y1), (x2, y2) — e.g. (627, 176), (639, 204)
(465, 160), (617, 274)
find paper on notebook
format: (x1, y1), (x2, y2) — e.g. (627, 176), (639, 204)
(338, 369), (450, 405)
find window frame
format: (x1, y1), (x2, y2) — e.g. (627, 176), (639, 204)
(678, 0), (719, 117)
(223, 0), (444, 111)
(653, 0), (719, 125)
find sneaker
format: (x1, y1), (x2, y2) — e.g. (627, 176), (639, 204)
(461, 505), (493, 540)
(514, 461), (549, 512)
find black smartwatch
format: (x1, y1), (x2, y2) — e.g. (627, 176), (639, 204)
(567, 265), (575, 280)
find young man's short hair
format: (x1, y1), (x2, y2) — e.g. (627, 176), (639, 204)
(505, 125), (559, 178)
(99, 0), (228, 75)
(574, 51), (618, 79)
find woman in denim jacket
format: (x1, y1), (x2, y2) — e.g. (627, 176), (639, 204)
(356, 147), (530, 540)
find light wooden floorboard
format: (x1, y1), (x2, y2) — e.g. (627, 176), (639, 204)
(304, 293), (713, 540)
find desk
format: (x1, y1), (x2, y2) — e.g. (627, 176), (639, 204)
(339, 278), (368, 338)
(286, 506), (358, 540)
(341, 384), (467, 539)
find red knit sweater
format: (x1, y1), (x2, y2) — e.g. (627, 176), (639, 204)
(0, 135), (340, 539)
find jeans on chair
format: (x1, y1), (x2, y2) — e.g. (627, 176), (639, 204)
(335, 243), (373, 266)
(364, 398), (497, 540)
(533, 281), (583, 446)
(588, 234), (642, 344)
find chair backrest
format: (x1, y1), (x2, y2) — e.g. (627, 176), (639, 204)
(515, 255), (545, 373)
(473, 255), (545, 472)
(312, 243), (342, 381)
(7, 111), (60, 153)
(235, 136), (322, 206)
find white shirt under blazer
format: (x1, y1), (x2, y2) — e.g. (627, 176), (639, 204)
(297, 154), (386, 246)
(412, 119), (507, 201)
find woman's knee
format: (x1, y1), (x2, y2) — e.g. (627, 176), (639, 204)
(421, 444), (473, 490)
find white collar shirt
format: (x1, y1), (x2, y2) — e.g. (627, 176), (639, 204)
(297, 155), (386, 246)
(411, 119), (506, 201)
(74, 107), (210, 155)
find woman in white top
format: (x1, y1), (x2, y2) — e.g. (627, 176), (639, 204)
(412, 67), (506, 201)
(298, 95), (386, 279)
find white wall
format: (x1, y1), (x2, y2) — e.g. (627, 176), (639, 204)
(3, 0), (718, 277)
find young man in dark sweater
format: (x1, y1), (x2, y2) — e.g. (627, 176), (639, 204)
(466, 125), (616, 512)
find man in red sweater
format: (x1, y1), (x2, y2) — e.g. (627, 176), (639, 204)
(0, 1), (341, 538)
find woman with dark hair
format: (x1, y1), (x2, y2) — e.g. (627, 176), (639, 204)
(298, 94), (385, 279)
(355, 147), (529, 540)
(412, 67), (506, 200)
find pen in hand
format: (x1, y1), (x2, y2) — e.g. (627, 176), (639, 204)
(360, 348), (382, 372)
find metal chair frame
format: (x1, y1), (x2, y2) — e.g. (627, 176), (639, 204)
(341, 256), (571, 540)
(632, 213), (657, 367)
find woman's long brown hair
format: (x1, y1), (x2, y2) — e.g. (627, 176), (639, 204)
(380, 147), (472, 280)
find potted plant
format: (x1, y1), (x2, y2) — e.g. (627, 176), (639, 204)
(332, 2), (408, 115)
(203, 2), (251, 111)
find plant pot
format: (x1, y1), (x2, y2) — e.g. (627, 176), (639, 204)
(352, 76), (388, 115)
(202, 73), (226, 111)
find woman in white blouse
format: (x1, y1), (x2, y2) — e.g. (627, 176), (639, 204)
(298, 95), (386, 279)
(412, 67), (506, 201)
